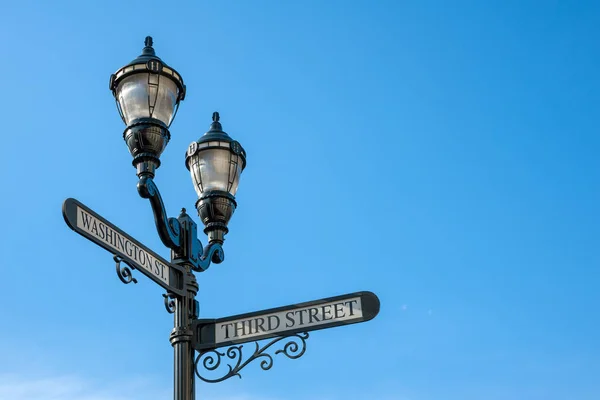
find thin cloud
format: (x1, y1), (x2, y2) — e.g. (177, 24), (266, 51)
(0, 374), (281, 400)
(0, 374), (168, 400)
(0, 373), (405, 400)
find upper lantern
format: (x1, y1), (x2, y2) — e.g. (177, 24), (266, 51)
(110, 36), (186, 128)
(110, 37), (186, 178)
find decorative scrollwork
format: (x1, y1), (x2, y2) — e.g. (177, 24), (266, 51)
(192, 242), (224, 272)
(163, 293), (176, 314)
(114, 255), (137, 285)
(194, 332), (309, 383)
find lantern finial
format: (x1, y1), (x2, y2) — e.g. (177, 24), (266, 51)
(140, 36), (156, 57)
(209, 111), (223, 132)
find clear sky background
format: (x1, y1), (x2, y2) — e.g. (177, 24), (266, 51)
(1, 1), (599, 399)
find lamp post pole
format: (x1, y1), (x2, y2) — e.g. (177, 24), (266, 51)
(171, 266), (197, 400)
(108, 37), (246, 400)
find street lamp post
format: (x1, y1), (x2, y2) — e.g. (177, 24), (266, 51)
(109, 37), (245, 400)
(62, 36), (380, 400)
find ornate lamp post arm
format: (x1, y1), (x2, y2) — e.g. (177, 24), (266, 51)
(137, 174), (224, 272)
(137, 175), (183, 251)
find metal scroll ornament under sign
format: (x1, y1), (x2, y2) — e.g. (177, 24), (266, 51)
(62, 198), (186, 295)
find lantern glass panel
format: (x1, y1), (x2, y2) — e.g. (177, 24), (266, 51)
(116, 73), (179, 126)
(189, 148), (243, 197)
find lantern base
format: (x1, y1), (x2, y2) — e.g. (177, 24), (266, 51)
(195, 191), (237, 244)
(124, 118), (170, 177)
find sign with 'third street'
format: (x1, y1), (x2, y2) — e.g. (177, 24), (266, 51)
(193, 291), (380, 351)
(62, 198), (185, 295)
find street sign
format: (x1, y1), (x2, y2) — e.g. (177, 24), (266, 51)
(193, 291), (380, 351)
(62, 197), (185, 295)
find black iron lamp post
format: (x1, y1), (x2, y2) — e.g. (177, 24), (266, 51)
(110, 37), (245, 400)
(62, 35), (379, 400)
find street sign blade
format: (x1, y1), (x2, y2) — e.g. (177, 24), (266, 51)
(62, 197), (185, 295)
(193, 291), (380, 351)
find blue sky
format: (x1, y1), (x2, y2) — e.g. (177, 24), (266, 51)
(1, 0), (599, 399)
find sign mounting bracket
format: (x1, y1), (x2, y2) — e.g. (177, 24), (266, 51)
(194, 332), (310, 383)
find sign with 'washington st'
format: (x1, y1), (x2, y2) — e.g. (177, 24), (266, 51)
(193, 291), (380, 350)
(62, 198), (185, 295)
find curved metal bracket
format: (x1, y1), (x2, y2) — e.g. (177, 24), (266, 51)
(194, 332), (309, 383)
(136, 177), (224, 272)
(137, 176), (182, 251)
(114, 255), (138, 285)
(192, 242), (224, 272)
(172, 208), (224, 272)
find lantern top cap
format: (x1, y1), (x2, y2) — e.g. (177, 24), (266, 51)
(185, 111), (247, 171)
(127, 35), (166, 66)
(197, 111), (232, 143)
(110, 36), (186, 99)
(187, 112), (244, 148)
